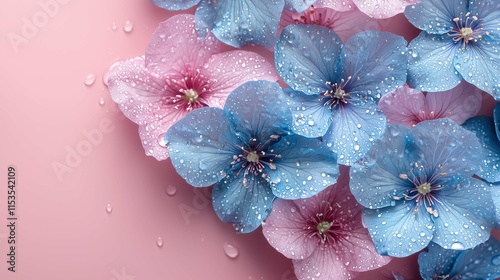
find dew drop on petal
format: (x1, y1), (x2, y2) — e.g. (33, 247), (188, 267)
(84, 74), (96, 86)
(106, 203), (112, 213)
(492, 255), (500, 265)
(123, 20), (134, 33)
(451, 242), (465, 250)
(156, 236), (163, 248)
(165, 185), (177, 196)
(223, 242), (239, 259)
(157, 134), (167, 147)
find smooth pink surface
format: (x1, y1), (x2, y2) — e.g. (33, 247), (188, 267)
(0, 1), (495, 280)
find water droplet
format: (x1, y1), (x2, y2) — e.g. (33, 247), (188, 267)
(451, 242), (465, 250)
(99, 97), (105, 106)
(223, 242), (239, 259)
(156, 236), (163, 247)
(84, 74), (96, 86)
(106, 203), (112, 213)
(123, 20), (134, 33)
(157, 134), (167, 147)
(492, 255), (500, 265)
(111, 22), (117, 31)
(165, 185), (177, 196)
(307, 120), (315, 126)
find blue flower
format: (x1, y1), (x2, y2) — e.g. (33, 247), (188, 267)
(350, 119), (495, 257)
(275, 24), (408, 165)
(404, 0), (500, 98)
(151, 0), (285, 48)
(418, 237), (500, 280)
(165, 80), (339, 233)
(283, 0), (316, 12)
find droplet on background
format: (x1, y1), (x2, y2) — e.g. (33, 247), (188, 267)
(99, 97), (105, 106)
(106, 203), (113, 213)
(223, 242), (239, 259)
(84, 74), (96, 86)
(156, 237), (163, 248)
(165, 185), (177, 196)
(123, 20), (134, 33)
(111, 22), (117, 31)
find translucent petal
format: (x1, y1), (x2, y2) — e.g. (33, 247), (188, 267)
(318, 0), (356, 12)
(448, 237), (500, 279)
(454, 37), (500, 98)
(292, 249), (352, 280)
(418, 242), (460, 279)
(267, 135), (339, 199)
(404, 0), (468, 34)
(362, 202), (435, 257)
(212, 172), (274, 233)
(469, 0), (500, 41)
(195, 0), (285, 48)
(284, 88), (332, 138)
(165, 107), (240, 187)
(323, 101), (386, 166)
(149, 0), (200, 10)
(407, 32), (462, 92)
(379, 86), (426, 128)
(489, 182), (500, 227)
(223, 81), (292, 143)
(353, 0), (418, 19)
(462, 116), (500, 183)
(350, 125), (411, 209)
(138, 124), (169, 161)
(283, 0), (316, 12)
(275, 24), (343, 95)
(431, 178), (494, 250)
(341, 30), (408, 99)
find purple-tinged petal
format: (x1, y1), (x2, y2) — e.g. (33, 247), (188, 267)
(284, 0), (316, 12)
(404, 0), (468, 35)
(407, 32), (462, 92)
(317, 0), (356, 12)
(145, 14), (220, 76)
(292, 249), (353, 280)
(353, 0), (418, 19)
(201, 50), (278, 108)
(469, 0), (500, 41)
(275, 24), (343, 95)
(379, 86), (426, 128)
(149, 0), (200, 10)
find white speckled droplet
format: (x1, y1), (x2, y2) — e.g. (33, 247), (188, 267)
(223, 242), (239, 259)
(84, 74), (96, 86)
(106, 203), (112, 213)
(99, 97), (105, 106)
(123, 20), (133, 33)
(156, 236), (163, 247)
(451, 242), (465, 250)
(165, 185), (177, 196)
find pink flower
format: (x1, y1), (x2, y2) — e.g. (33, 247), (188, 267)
(379, 82), (482, 129)
(262, 166), (390, 280)
(107, 14), (277, 160)
(280, 5), (376, 42)
(315, 0), (418, 19)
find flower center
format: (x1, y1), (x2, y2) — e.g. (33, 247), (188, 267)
(246, 151), (259, 163)
(417, 182), (431, 195)
(448, 12), (487, 49)
(183, 89), (199, 103)
(292, 6), (330, 27)
(460, 27), (474, 40)
(321, 76), (354, 109)
(317, 221), (333, 234)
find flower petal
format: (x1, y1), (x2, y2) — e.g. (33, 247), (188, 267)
(353, 0), (418, 19)
(469, 0), (500, 41)
(138, 124), (169, 161)
(201, 50), (278, 108)
(454, 37), (500, 98)
(462, 116), (500, 183)
(404, 0), (468, 35)
(212, 172), (274, 233)
(275, 24), (343, 95)
(195, 0), (285, 48)
(262, 199), (317, 259)
(350, 124), (411, 209)
(378, 86), (426, 128)
(145, 14), (220, 76)
(407, 32), (463, 92)
(165, 107), (241, 187)
(495, 102), (500, 140)
(431, 178), (494, 250)
(362, 202), (435, 257)
(341, 30), (408, 99)
(223, 80), (292, 143)
(317, 0), (355, 12)
(284, 0), (316, 12)
(323, 100), (386, 166)
(284, 89), (333, 138)
(489, 182), (500, 227)
(149, 0), (200, 10)
(448, 237), (500, 279)
(293, 249), (353, 280)
(267, 135), (339, 199)
(417, 242), (460, 279)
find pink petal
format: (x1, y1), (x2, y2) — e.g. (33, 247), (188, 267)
(145, 14), (221, 77)
(379, 85), (426, 128)
(317, 0), (356, 12)
(425, 81), (482, 125)
(138, 124), (168, 161)
(293, 249), (353, 280)
(352, 0), (418, 19)
(201, 50), (278, 108)
(262, 199), (318, 260)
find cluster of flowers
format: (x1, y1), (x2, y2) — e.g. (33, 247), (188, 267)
(107, 0), (500, 279)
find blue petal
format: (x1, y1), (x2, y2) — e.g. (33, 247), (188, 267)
(407, 32), (462, 92)
(350, 125), (412, 209)
(165, 107), (240, 187)
(418, 242), (461, 279)
(449, 237), (500, 279)
(195, 0), (285, 48)
(404, 0), (468, 34)
(462, 116), (500, 183)
(341, 31), (408, 99)
(284, 0), (315, 12)
(431, 178), (494, 250)
(363, 202), (435, 257)
(454, 37), (500, 98)
(283, 88), (332, 138)
(323, 100), (386, 166)
(212, 172), (274, 233)
(469, 0), (500, 41)
(495, 102), (500, 139)
(266, 135), (339, 199)
(224, 80), (292, 143)
(408, 119), (484, 179)
(150, 0), (200, 10)
(489, 182), (500, 228)
(275, 24), (343, 95)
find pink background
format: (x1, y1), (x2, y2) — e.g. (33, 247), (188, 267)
(0, 1), (496, 279)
